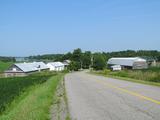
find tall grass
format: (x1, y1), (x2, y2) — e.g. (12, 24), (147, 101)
(99, 67), (160, 82)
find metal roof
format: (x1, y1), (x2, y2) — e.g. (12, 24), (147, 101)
(107, 57), (146, 66)
(14, 62), (49, 72)
(32, 62), (49, 69)
(64, 60), (71, 63)
(48, 62), (64, 67)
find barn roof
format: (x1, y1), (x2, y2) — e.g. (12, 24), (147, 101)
(107, 57), (146, 66)
(14, 62), (48, 72)
(63, 60), (71, 66)
(64, 60), (71, 63)
(48, 62), (64, 67)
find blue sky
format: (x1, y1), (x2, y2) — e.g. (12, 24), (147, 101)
(0, 0), (160, 56)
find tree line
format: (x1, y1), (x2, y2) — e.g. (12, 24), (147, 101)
(0, 56), (15, 62)
(28, 49), (160, 70)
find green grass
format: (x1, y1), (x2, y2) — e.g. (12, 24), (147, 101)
(91, 67), (160, 86)
(0, 73), (63, 120)
(0, 61), (13, 73)
(64, 79), (71, 120)
(65, 116), (71, 120)
(0, 72), (56, 113)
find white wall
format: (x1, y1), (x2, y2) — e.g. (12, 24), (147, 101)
(47, 63), (55, 71)
(47, 63), (64, 71)
(55, 66), (64, 71)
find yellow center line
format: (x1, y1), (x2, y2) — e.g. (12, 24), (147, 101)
(94, 79), (160, 105)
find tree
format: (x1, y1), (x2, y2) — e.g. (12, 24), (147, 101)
(71, 48), (82, 70)
(93, 53), (106, 70)
(61, 52), (72, 61)
(0, 56), (15, 62)
(81, 51), (92, 69)
(68, 61), (80, 71)
(71, 48), (82, 61)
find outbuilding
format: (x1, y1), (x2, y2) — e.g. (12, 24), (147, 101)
(110, 65), (122, 71)
(47, 62), (65, 71)
(63, 60), (71, 66)
(107, 57), (148, 69)
(4, 62), (49, 77)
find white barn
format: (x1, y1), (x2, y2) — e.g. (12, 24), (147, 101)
(107, 57), (148, 69)
(47, 62), (65, 71)
(4, 62), (49, 77)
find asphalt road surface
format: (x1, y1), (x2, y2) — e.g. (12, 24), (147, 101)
(65, 71), (160, 120)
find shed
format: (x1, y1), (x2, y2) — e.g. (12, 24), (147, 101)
(107, 57), (148, 69)
(47, 62), (65, 71)
(110, 65), (122, 71)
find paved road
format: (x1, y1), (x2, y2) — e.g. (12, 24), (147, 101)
(65, 71), (160, 120)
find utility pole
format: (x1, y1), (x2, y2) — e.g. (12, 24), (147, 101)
(80, 60), (83, 70)
(90, 55), (93, 71)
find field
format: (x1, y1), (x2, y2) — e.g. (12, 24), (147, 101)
(0, 73), (63, 120)
(0, 72), (64, 120)
(0, 61), (13, 73)
(93, 67), (160, 85)
(0, 72), (57, 114)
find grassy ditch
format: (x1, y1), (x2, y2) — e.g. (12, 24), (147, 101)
(91, 67), (160, 86)
(0, 73), (63, 120)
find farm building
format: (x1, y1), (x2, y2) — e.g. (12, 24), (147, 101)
(63, 60), (71, 68)
(4, 62), (49, 77)
(110, 65), (122, 71)
(107, 57), (148, 69)
(63, 60), (71, 65)
(47, 62), (65, 71)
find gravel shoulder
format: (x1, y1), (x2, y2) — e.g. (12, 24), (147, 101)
(51, 77), (70, 120)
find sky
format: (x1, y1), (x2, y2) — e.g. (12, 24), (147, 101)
(0, 0), (160, 56)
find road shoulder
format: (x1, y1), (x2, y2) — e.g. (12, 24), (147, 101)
(50, 76), (71, 120)
(89, 71), (160, 87)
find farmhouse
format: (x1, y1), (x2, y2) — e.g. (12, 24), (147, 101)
(107, 57), (148, 69)
(4, 62), (49, 77)
(47, 62), (65, 71)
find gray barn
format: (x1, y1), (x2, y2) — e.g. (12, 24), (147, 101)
(107, 57), (148, 69)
